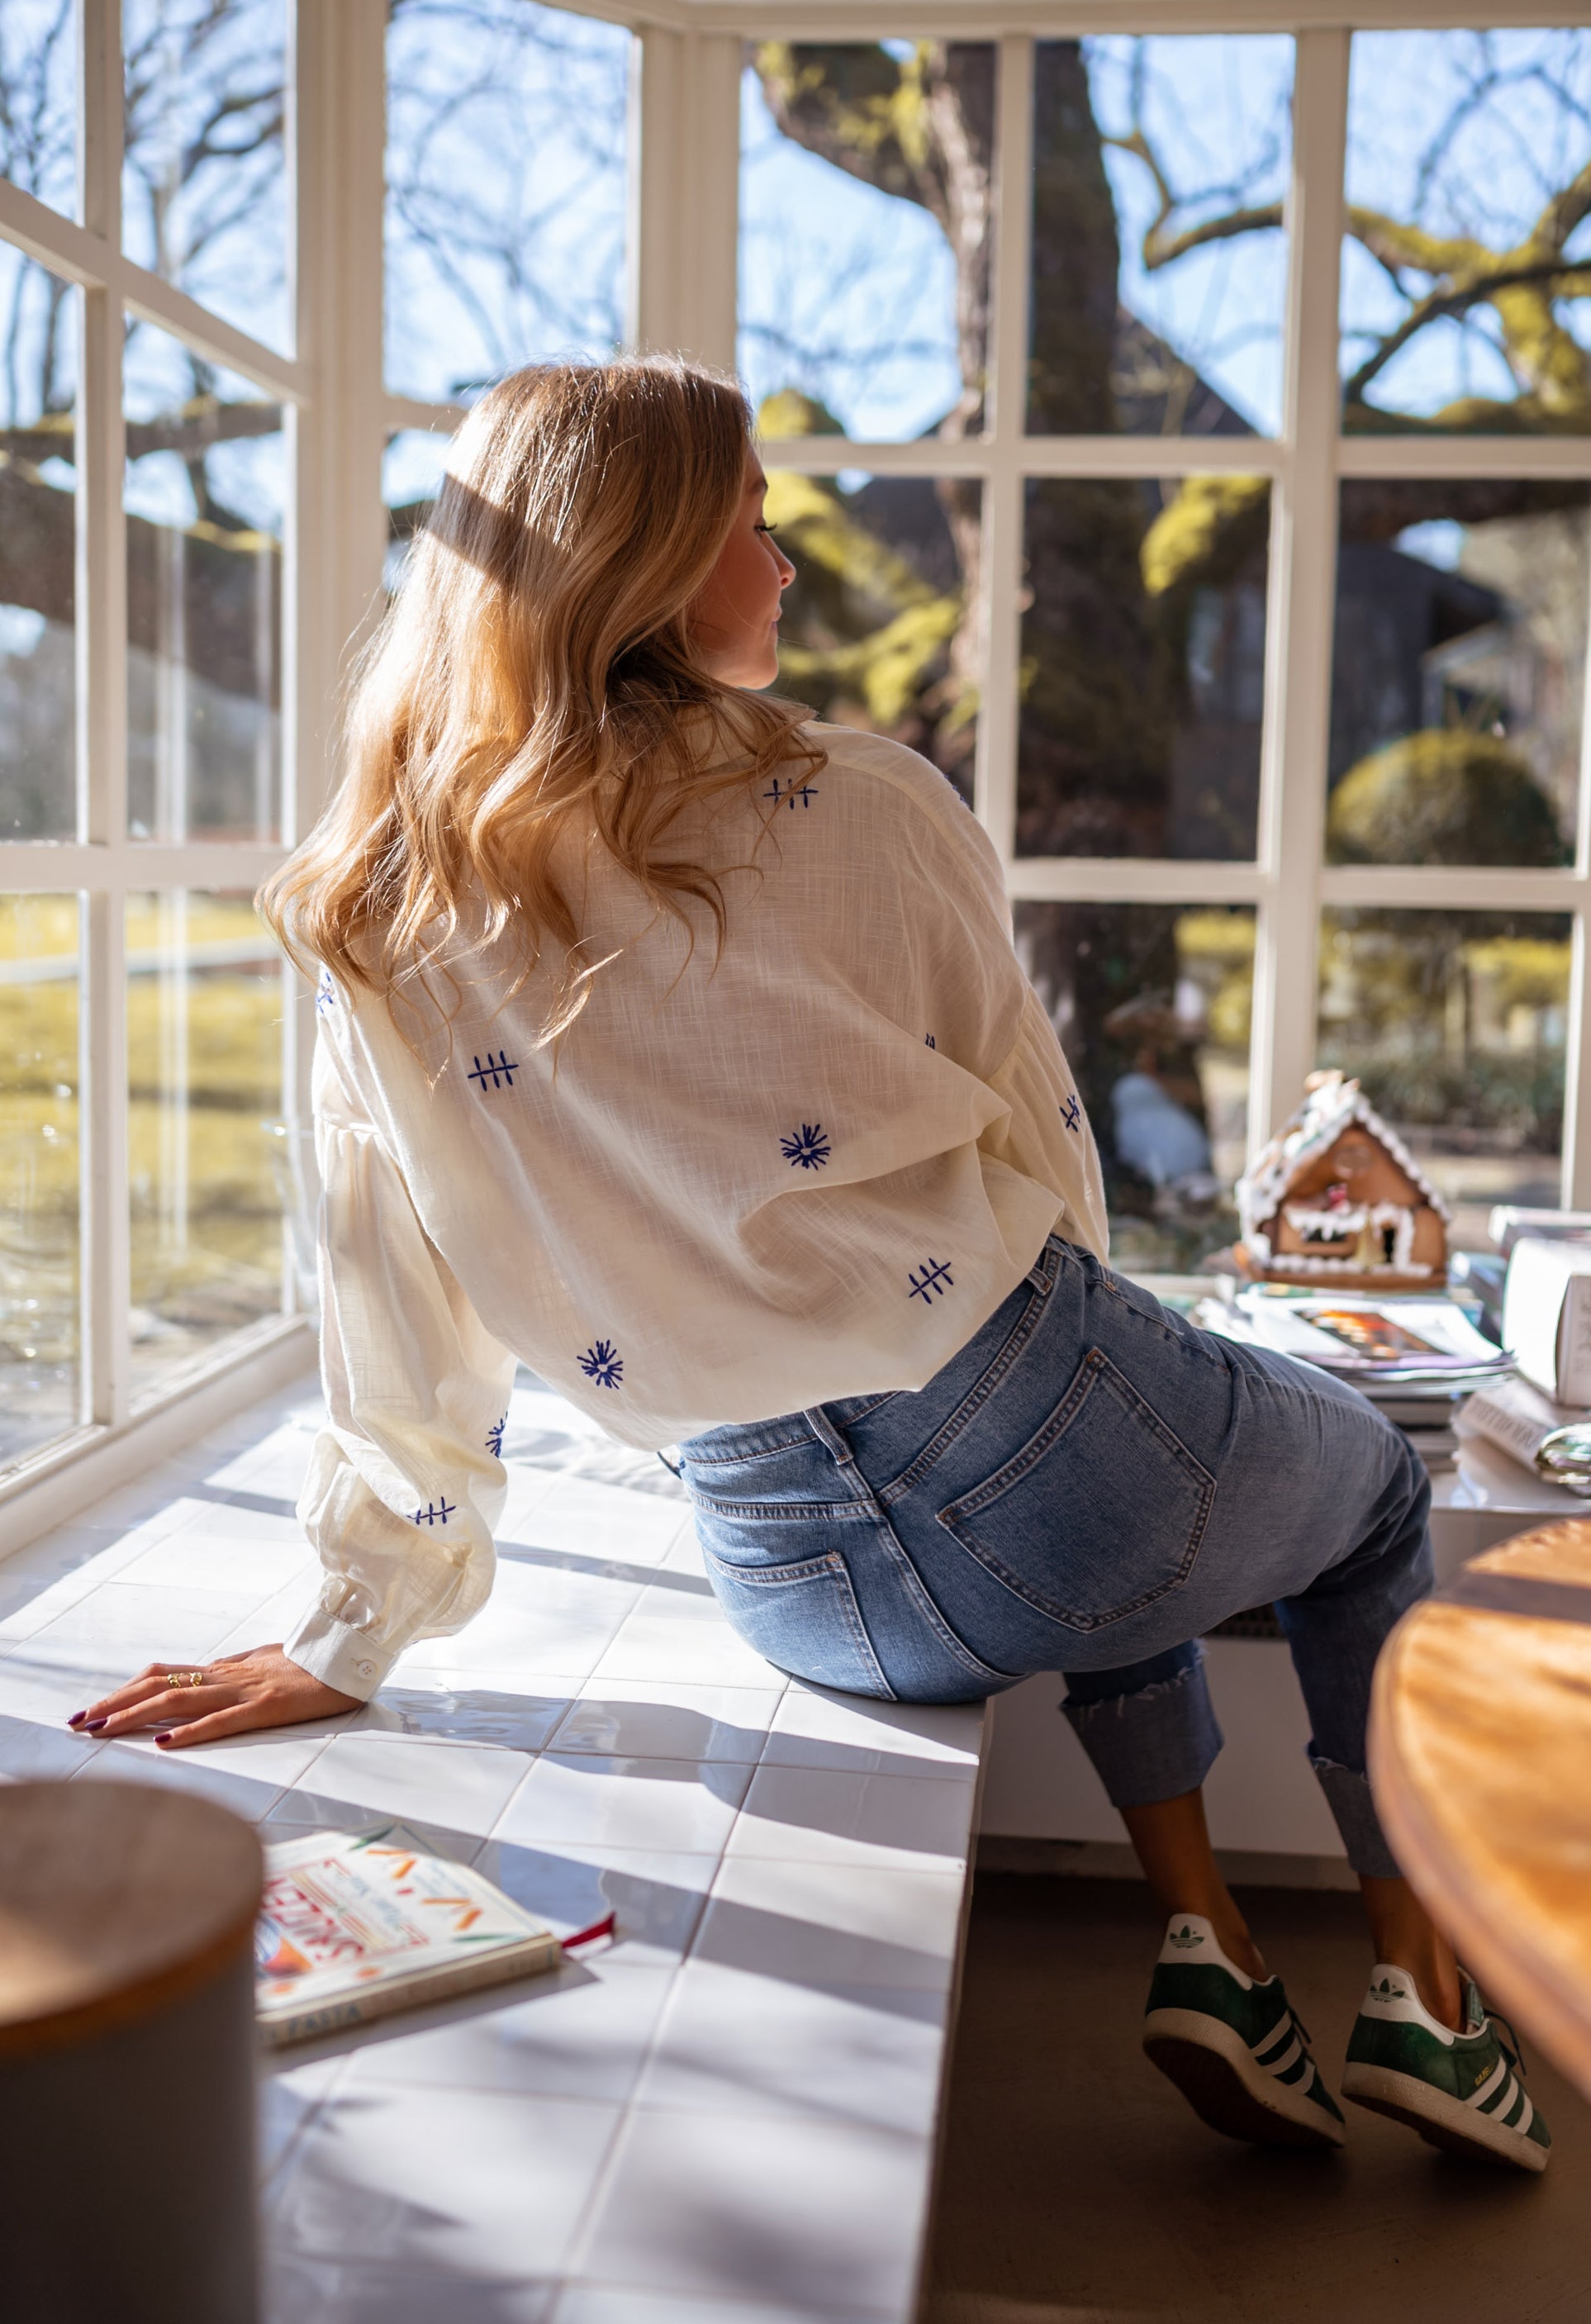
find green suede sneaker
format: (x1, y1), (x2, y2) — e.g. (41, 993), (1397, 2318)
(1142, 1913), (1346, 2151)
(1342, 1965), (1551, 2173)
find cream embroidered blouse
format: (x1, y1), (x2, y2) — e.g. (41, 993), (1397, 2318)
(285, 724), (1108, 1699)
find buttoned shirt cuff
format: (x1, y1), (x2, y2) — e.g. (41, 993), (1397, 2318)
(283, 1600), (395, 1699)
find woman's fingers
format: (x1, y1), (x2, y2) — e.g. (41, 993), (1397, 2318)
(94, 1683), (234, 1737)
(151, 1700), (284, 1750)
(71, 1662), (217, 1730)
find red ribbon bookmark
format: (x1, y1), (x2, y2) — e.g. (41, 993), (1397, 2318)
(561, 1911), (617, 1952)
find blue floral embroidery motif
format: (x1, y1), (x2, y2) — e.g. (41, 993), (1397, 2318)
(315, 967), (337, 1015)
(907, 1257), (955, 1304)
(924, 1033), (936, 1049)
(780, 1123), (832, 1171)
(485, 1413), (506, 1458)
(579, 1339), (624, 1390)
(764, 777), (819, 811)
(413, 1498), (457, 1526)
(1059, 1092), (1082, 1133)
(468, 1050), (519, 1092)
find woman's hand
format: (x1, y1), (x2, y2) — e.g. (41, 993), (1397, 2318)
(68, 1645), (361, 1749)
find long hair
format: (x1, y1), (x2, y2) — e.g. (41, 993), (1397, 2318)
(260, 357), (820, 1042)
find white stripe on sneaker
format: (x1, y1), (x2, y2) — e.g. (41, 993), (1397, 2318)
(1467, 2058), (1509, 2110)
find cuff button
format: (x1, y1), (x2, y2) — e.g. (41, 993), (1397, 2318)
(355, 1659), (376, 1679)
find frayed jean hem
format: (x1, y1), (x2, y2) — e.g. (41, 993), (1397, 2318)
(1062, 1658), (1224, 1809)
(1310, 1753), (1401, 1880)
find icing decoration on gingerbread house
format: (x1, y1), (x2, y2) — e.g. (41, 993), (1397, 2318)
(1236, 1071), (1450, 1290)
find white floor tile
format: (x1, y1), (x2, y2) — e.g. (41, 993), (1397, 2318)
(631, 1951), (943, 2128)
(359, 1677), (577, 1752)
(724, 1765), (975, 1873)
(549, 1680), (781, 1766)
(344, 1962), (676, 2104)
(696, 1859), (966, 1994)
(74, 1723), (333, 1818)
(259, 2054), (348, 2203)
(17, 1581), (273, 1681)
(763, 1687), (983, 1778)
(268, 2257), (556, 2324)
(471, 1841), (720, 1970)
(0, 1647), (114, 1771)
(573, 2107), (929, 2317)
(114, 1502), (315, 1597)
(398, 1561), (639, 1677)
(492, 1755), (750, 1857)
(555, 2288), (890, 2324)
(590, 1594), (779, 1688)
(275, 1729), (534, 1840)
(271, 2084), (622, 2279)
(515, 1476), (686, 1569)
(635, 1960), (947, 2136)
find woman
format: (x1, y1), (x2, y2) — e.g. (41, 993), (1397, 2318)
(75, 359), (1546, 2173)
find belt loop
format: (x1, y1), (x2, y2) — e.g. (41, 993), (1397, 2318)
(803, 1404), (857, 1468)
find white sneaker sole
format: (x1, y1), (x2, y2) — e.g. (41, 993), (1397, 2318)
(1342, 2061), (1550, 2173)
(1143, 2006), (1346, 2151)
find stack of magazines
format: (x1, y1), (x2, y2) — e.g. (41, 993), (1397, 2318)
(1194, 1287), (1513, 1474)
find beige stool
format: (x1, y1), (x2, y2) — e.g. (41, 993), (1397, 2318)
(0, 1780), (264, 2322)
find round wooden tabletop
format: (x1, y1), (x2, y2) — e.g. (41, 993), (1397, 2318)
(0, 1781), (264, 2060)
(1370, 1518), (1591, 2102)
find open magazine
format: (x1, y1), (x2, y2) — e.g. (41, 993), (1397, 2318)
(1198, 1289), (1511, 1385)
(255, 1823), (565, 2048)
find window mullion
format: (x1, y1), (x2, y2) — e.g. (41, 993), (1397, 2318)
(1247, 26), (1348, 1161)
(76, 0), (130, 1428)
(977, 33), (1033, 864)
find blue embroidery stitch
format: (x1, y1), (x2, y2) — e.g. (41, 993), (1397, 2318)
(924, 1033), (936, 1049)
(1060, 1093), (1081, 1133)
(907, 1257), (955, 1304)
(780, 1123), (832, 1171)
(315, 967), (337, 1015)
(468, 1050), (519, 1092)
(485, 1414), (506, 1458)
(413, 1498), (456, 1526)
(579, 1339), (624, 1390)
(764, 777), (819, 811)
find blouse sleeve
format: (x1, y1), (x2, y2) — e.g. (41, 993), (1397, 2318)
(283, 1029), (518, 1700)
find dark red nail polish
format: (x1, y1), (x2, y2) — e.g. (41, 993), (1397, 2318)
(67, 1711), (88, 1728)
(154, 1732), (174, 1746)
(84, 1718), (108, 1732)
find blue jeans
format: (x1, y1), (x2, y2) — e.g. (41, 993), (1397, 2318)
(680, 1236), (1432, 1877)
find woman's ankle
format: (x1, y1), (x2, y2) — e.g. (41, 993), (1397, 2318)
(1358, 1875), (1463, 2029)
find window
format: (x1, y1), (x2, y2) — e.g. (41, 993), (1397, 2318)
(748, 27), (1591, 1270)
(2, 5), (1587, 1497)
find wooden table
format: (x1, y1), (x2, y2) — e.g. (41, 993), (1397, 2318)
(1370, 1518), (1591, 2101)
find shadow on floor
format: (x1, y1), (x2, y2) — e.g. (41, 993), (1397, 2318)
(926, 1876), (1590, 2324)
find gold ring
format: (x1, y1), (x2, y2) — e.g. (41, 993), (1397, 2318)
(173, 1669), (206, 1689)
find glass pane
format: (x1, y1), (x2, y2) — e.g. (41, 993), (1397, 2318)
(0, 1), (76, 216)
(121, 0), (288, 355)
(0, 895), (79, 1471)
(385, 0), (630, 403)
(1018, 475), (1270, 858)
(383, 425), (453, 596)
(125, 321), (284, 843)
(1016, 901), (1253, 1272)
(1030, 39), (1291, 437)
(0, 249), (76, 839)
(1342, 31), (1591, 435)
(741, 43), (995, 442)
(128, 891), (284, 1396)
(1328, 480), (1589, 867)
(766, 467), (981, 805)
(1318, 909), (1570, 1250)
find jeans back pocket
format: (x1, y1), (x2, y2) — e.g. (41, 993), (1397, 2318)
(936, 1347), (1214, 1635)
(700, 1542), (895, 1699)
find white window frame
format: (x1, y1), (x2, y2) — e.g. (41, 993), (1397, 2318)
(2, 0), (1588, 1528)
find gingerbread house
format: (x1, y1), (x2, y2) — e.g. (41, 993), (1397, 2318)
(1236, 1072), (1450, 1290)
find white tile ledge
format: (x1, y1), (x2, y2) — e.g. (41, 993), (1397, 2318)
(0, 1370), (990, 2324)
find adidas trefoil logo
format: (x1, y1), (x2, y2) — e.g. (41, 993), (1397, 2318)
(1372, 1976), (1408, 2001)
(1169, 1923), (1204, 1950)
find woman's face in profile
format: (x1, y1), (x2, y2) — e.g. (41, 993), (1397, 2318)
(690, 461), (796, 688)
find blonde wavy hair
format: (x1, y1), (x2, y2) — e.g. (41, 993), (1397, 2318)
(260, 357), (820, 1041)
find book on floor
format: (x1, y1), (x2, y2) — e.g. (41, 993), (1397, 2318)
(255, 1823), (562, 2048)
